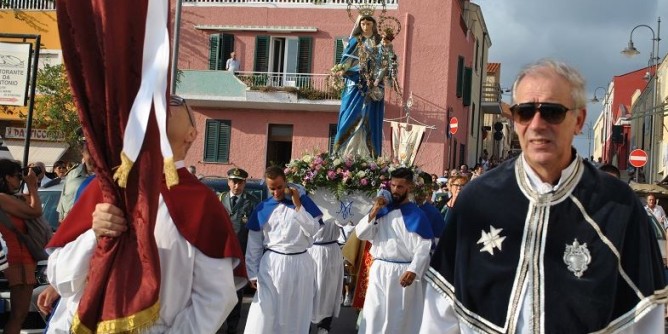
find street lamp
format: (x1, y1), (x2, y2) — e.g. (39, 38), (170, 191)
(621, 17), (661, 183)
(590, 86), (610, 163)
(590, 87), (607, 103)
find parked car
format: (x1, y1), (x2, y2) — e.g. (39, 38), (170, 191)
(39, 182), (63, 231)
(199, 176), (268, 202)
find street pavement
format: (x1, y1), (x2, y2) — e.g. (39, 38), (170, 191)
(221, 295), (359, 334)
(224, 296), (668, 334)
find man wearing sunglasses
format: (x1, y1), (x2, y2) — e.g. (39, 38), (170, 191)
(421, 59), (666, 333)
(44, 96), (246, 333)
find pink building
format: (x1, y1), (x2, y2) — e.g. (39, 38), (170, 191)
(176, 0), (495, 178)
(598, 67), (650, 170)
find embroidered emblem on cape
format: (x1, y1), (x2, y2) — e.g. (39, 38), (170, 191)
(477, 226), (506, 255)
(563, 239), (591, 278)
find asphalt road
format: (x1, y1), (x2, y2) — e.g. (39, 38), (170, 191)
(221, 296), (359, 334)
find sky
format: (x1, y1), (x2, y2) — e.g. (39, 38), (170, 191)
(473, 0), (667, 159)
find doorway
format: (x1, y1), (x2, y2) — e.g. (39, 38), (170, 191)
(266, 124), (293, 168)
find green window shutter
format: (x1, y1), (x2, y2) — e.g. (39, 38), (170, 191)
(328, 124), (338, 154)
(456, 56), (464, 98)
(204, 120), (231, 163)
(220, 33), (235, 71)
(334, 38), (345, 64)
(209, 34), (221, 70)
(254, 35), (270, 72)
(217, 121), (231, 162)
(297, 36), (312, 74)
(463, 67), (473, 106)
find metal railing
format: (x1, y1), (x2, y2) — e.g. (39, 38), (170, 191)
(482, 83), (502, 103)
(236, 71), (341, 100)
(0, 0), (55, 10)
(184, 0), (397, 5)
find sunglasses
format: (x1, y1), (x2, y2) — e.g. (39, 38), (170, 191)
(169, 95), (195, 126)
(510, 102), (574, 125)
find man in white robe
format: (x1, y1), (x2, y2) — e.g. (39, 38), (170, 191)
(309, 218), (344, 334)
(356, 167), (433, 334)
(244, 166), (323, 334)
(44, 96), (245, 333)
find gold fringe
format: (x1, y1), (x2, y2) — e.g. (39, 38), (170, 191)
(164, 157), (179, 189)
(71, 301), (160, 334)
(113, 152), (134, 188)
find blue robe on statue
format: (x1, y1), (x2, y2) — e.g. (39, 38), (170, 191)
(333, 36), (385, 158)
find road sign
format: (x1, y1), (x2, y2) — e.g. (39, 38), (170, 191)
(629, 149), (648, 168)
(449, 117), (459, 135)
(0, 42), (31, 107)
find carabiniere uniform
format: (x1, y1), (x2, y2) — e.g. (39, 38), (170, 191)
(426, 154), (668, 333)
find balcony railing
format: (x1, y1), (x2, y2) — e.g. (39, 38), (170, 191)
(237, 71), (341, 100)
(0, 0), (55, 10)
(482, 83), (502, 103)
(184, 0), (397, 6)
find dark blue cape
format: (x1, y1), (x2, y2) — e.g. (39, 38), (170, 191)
(377, 202), (434, 239)
(247, 195), (323, 231)
(419, 203), (446, 239)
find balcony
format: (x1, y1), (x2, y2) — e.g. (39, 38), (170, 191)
(184, 0), (398, 8)
(176, 70), (340, 112)
(481, 83), (504, 114)
(0, 0), (55, 10)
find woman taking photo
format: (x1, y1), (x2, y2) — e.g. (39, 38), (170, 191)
(0, 159), (43, 334)
(441, 175), (468, 219)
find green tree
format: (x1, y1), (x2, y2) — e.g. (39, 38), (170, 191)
(32, 63), (81, 151)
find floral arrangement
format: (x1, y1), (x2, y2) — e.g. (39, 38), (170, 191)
(326, 63), (350, 93)
(284, 152), (430, 199)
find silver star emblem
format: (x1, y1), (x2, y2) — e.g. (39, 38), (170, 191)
(477, 226), (506, 255)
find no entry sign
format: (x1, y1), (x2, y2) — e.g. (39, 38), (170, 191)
(449, 117), (459, 135)
(628, 149), (648, 168)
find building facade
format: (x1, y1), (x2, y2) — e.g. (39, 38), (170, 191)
(176, 0), (495, 178)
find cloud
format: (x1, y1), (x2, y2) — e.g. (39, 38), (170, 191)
(472, 0), (663, 155)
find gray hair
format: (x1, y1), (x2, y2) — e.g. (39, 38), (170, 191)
(511, 58), (587, 109)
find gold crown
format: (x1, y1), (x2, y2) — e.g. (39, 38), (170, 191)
(358, 3), (376, 17)
(347, 0), (387, 22)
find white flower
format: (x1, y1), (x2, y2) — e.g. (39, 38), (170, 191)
(356, 170), (366, 178)
(333, 158), (342, 166)
(302, 155), (313, 163)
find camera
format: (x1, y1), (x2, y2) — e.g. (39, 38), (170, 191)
(22, 166), (42, 176)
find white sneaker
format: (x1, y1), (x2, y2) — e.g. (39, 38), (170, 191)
(343, 293), (352, 306)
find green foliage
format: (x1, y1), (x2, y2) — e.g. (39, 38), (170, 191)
(31, 64), (81, 151)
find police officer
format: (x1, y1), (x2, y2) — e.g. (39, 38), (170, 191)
(220, 167), (259, 334)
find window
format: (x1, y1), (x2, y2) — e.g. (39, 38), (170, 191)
(328, 124), (338, 153)
(254, 35), (313, 74)
(208, 33), (235, 70)
(470, 102), (476, 137)
(463, 67), (473, 106)
(334, 38), (346, 64)
(254, 35), (270, 72)
(456, 56), (465, 98)
(297, 37), (313, 74)
(203, 120), (231, 163)
(474, 40), (479, 72)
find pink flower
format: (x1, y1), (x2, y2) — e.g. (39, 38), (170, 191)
(327, 170), (336, 180)
(360, 178), (368, 186)
(284, 168), (291, 175)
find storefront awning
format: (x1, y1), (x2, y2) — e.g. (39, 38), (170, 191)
(3, 139), (69, 167)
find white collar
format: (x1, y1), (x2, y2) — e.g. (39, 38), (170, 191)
(175, 160), (185, 169)
(521, 154), (579, 195)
